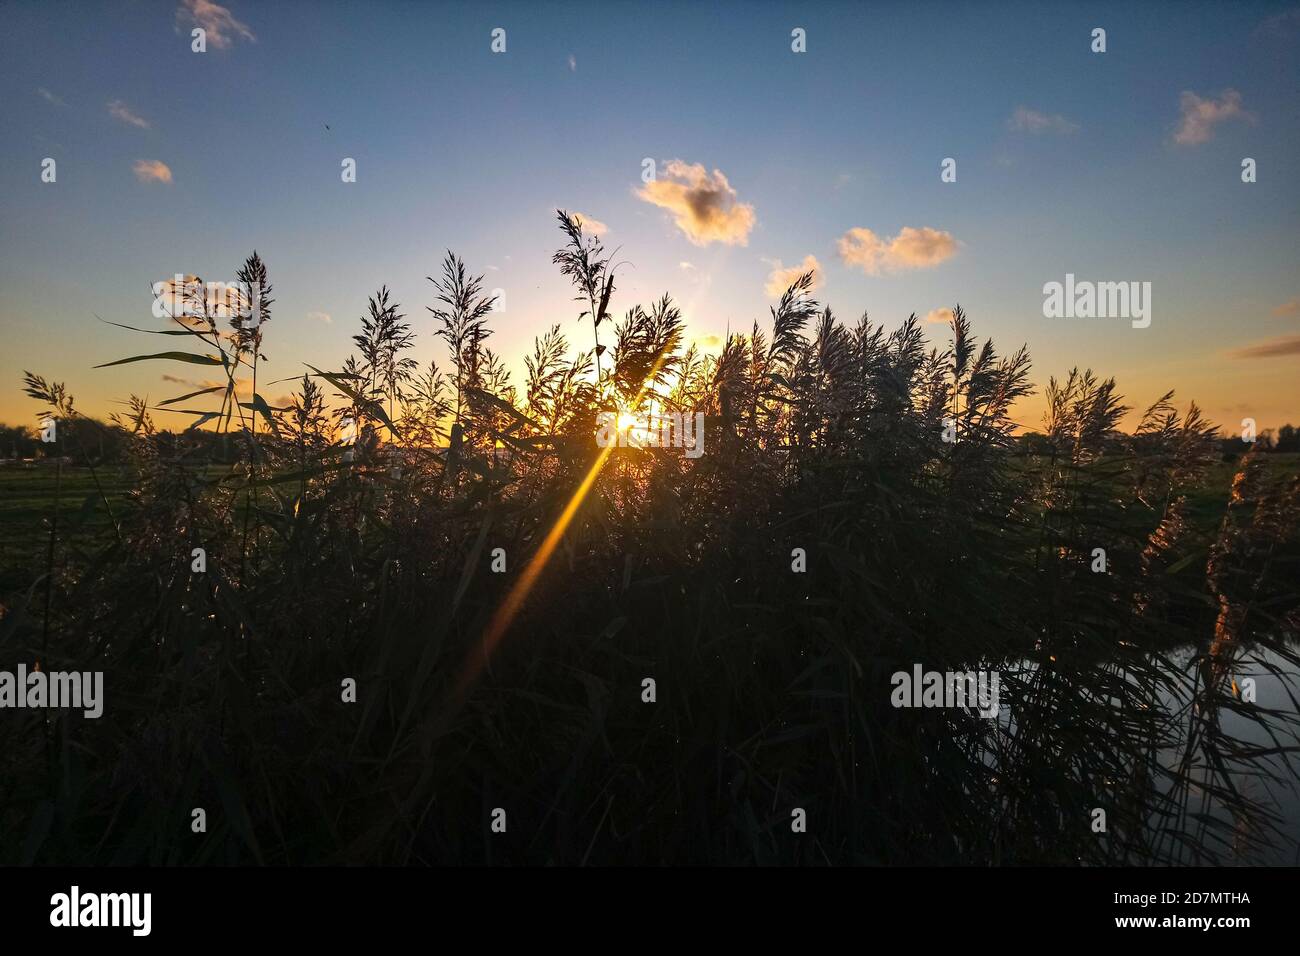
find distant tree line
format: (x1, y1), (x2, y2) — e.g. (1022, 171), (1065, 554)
(1018, 423), (1299, 457)
(0, 419), (245, 464)
(4, 419), (1296, 467)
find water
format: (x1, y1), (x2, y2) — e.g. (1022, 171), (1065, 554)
(1158, 644), (1300, 865)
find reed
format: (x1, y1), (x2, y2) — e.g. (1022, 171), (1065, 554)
(2, 213), (1297, 865)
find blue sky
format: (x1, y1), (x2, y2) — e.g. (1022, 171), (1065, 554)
(2, 0), (1298, 430)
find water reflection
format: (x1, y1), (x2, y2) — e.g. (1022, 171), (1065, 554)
(1157, 644), (1300, 865)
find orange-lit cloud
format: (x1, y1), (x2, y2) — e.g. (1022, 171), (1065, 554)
(924, 307), (955, 324)
(638, 160), (756, 246)
(175, 0), (255, 49)
(1174, 89), (1250, 145)
(133, 159), (173, 184)
(1226, 334), (1300, 359)
(1271, 298), (1299, 318)
(764, 255), (822, 297)
(571, 211), (608, 236)
(837, 226), (960, 275)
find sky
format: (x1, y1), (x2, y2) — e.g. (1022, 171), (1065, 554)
(1, 0), (1298, 434)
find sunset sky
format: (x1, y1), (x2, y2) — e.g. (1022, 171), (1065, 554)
(2, 0), (1297, 433)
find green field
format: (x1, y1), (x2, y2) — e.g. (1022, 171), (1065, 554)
(4, 453), (1296, 604)
(0, 466), (136, 599)
(1185, 453), (1300, 526)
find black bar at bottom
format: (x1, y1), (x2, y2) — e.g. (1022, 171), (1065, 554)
(0, 865), (1285, 941)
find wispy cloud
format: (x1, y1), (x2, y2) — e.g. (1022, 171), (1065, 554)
(306, 311), (332, 324)
(175, 0), (256, 49)
(208, 377), (251, 394)
(108, 100), (151, 129)
(1174, 89), (1251, 145)
(1256, 8), (1300, 40)
(567, 54), (577, 72)
(837, 226), (960, 275)
(160, 374), (251, 395)
(133, 159), (173, 184)
(1008, 107), (1079, 135)
(1226, 333), (1300, 359)
(1272, 298), (1300, 318)
(764, 255), (821, 298)
(571, 211), (608, 236)
(637, 160), (756, 246)
(924, 307), (956, 325)
(36, 87), (67, 107)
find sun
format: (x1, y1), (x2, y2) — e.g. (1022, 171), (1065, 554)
(616, 407), (654, 446)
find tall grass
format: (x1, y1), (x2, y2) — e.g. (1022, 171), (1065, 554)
(2, 213), (1297, 865)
